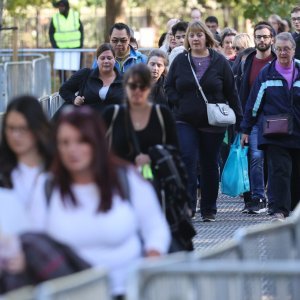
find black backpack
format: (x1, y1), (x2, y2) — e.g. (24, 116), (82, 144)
(148, 144), (196, 252)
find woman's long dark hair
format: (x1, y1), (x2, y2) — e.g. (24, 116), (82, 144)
(52, 106), (126, 212)
(0, 95), (53, 187)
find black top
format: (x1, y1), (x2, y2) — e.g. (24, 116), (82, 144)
(103, 104), (179, 163)
(165, 49), (243, 130)
(292, 32), (300, 60)
(59, 68), (124, 112)
(149, 76), (169, 107)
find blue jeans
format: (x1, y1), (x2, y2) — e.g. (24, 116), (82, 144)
(248, 125), (265, 200)
(176, 122), (224, 215)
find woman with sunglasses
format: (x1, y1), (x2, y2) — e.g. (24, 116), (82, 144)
(0, 95), (52, 285)
(232, 33), (254, 57)
(103, 63), (178, 167)
(27, 107), (170, 299)
(59, 43), (124, 113)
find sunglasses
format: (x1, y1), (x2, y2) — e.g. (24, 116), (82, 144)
(232, 46), (241, 51)
(127, 82), (148, 91)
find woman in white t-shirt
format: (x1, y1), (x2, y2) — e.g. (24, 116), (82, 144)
(29, 106), (171, 299)
(0, 95), (52, 277)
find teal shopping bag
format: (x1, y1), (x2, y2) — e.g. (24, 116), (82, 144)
(221, 134), (250, 197)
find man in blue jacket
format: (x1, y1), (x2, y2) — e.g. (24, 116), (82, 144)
(240, 32), (300, 220)
(92, 23), (147, 73)
(234, 22), (276, 215)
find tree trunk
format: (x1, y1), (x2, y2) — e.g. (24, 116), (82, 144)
(105, 0), (127, 41)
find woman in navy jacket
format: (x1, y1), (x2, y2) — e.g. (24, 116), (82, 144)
(241, 32), (300, 220)
(165, 21), (242, 221)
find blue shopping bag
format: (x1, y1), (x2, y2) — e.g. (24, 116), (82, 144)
(221, 134), (250, 197)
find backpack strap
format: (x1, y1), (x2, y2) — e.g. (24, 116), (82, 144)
(45, 176), (55, 206)
(106, 105), (120, 149)
(117, 167), (130, 201)
(155, 105), (166, 144)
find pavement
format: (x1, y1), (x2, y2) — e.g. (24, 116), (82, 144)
(193, 193), (272, 254)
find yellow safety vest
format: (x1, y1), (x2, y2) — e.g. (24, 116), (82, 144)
(53, 9), (81, 48)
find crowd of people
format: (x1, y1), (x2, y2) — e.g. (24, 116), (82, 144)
(1, 3), (300, 299)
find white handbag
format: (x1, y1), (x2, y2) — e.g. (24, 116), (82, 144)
(187, 53), (236, 127)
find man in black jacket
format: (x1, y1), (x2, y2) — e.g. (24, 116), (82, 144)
(234, 22), (276, 214)
(291, 6), (300, 60)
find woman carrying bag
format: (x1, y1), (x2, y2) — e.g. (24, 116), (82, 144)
(165, 21), (243, 221)
(58, 43), (124, 114)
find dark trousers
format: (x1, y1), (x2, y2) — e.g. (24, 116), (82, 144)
(267, 145), (300, 216)
(176, 122), (224, 215)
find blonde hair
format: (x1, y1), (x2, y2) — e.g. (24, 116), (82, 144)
(184, 21), (217, 50)
(233, 33), (254, 49)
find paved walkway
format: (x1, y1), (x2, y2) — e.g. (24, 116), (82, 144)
(193, 193), (272, 254)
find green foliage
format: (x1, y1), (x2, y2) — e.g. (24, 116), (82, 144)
(241, 0), (298, 21)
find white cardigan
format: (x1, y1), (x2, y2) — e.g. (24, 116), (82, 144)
(30, 167), (171, 296)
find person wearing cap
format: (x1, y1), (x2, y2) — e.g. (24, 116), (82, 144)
(49, 0), (84, 83)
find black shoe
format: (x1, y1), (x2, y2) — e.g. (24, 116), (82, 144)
(202, 214), (216, 222)
(241, 202), (252, 213)
(191, 211), (196, 220)
(248, 198), (267, 214)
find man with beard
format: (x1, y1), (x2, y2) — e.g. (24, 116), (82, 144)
(235, 22), (276, 214)
(291, 6), (300, 60)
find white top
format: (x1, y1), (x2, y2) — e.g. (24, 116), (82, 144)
(29, 167), (171, 296)
(168, 45), (185, 67)
(99, 86), (110, 100)
(0, 163), (43, 235)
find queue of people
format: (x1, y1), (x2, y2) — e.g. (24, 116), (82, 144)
(1, 6), (300, 298)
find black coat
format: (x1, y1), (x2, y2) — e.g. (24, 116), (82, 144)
(149, 76), (169, 107)
(165, 49), (243, 129)
(59, 67), (124, 112)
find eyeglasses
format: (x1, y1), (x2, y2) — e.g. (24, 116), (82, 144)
(111, 38), (128, 44)
(127, 82), (148, 91)
(232, 46), (241, 51)
(275, 47), (294, 53)
(255, 35), (272, 40)
(292, 17), (300, 22)
(5, 125), (30, 135)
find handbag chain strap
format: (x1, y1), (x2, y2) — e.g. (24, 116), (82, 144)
(187, 53), (209, 105)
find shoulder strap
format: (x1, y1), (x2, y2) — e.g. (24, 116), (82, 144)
(155, 105), (166, 144)
(45, 176), (55, 207)
(117, 167), (130, 201)
(106, 105), (120, 149)
(187, 53), (209, 105)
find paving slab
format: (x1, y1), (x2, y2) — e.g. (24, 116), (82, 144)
(193, 193), (272, 254)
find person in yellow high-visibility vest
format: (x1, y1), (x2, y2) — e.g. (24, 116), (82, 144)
(49, 0), (84, 83)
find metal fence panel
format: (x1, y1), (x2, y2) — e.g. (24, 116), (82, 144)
(127, 261), (300, 300)
(2, 286), (35, 300)
(4, 61), (33, 103)
(49, 92), (64, 118)
(34, 268), (110, 300)
(33, 57), (51, 98)
(39, 95), (51, 119)
(0, 63), (7, 112)
(234, 220), (296, 260)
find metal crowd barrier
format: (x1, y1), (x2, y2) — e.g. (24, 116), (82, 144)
(0, 57), (51, 111)
(2, 286), (34, 300)
(127, 261), (300, 300)
(38, 92), (64, 119)
(2, 268), (110, 300)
